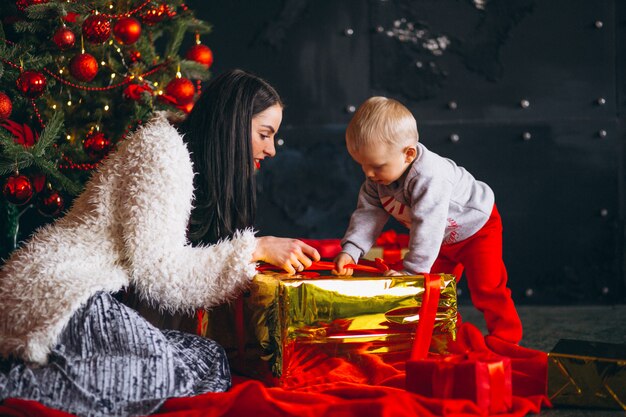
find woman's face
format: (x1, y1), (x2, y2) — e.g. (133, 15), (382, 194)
(251, 103), (282, 169)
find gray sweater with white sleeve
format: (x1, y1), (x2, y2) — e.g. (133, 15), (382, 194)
(341, 142), (495, 274)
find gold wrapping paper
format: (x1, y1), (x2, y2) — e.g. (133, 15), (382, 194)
(200, 272), (457, 386)
(548, 339), (626, 410)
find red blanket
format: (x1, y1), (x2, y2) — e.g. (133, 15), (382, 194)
(0, 323), (550, 417)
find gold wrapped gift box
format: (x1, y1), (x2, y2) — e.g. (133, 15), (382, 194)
(199, 272), (457, 387)
(548, 339), (626, 410)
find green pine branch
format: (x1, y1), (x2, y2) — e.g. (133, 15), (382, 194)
(181, 60), (211, 81)
(164, 19), (187, 59)
(33, 158), (82, 195)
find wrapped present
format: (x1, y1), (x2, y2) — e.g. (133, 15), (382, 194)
(198, 271), (457, 387)
(406, 274), (513, 414)
(548, 339), (626, 410)
(363, 230), (409, 264)
(407, 353), (513, 414)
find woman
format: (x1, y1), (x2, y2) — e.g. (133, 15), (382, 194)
(0, 69), (319, 416)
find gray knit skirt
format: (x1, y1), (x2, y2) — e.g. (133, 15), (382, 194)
(0, 292), (231, 417)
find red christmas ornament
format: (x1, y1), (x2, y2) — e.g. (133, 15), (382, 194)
(113, 17), (141, 45)
(3, 174), (33, 205)
(16, 71), (47, 98)
(52, 26), (76, 50)
(165, 77), (195, 105)
(15, 0), (48, 12)
(63, 12), (79, 23)
(82, 14), (111, 44)
(178, 101), (194, 114)
(128, 50), (142, 64)
(70, 53), (99, 82)
(83, 131), (111, 160)
(0, 93), (12, 119)
(37, 188), (64, 217)
(185, 44), (214, 68)
(141, 4), (168, 25)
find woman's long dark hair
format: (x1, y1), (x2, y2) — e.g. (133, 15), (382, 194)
(180, 69), (283, 245)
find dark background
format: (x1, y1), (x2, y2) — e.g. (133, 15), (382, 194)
(188, 0), (626, 305)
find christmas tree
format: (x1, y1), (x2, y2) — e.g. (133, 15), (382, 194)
(0, 0), (214, 260)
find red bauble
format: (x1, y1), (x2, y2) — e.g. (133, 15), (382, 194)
(16, 71), (47, 98)
(52, 26), (76, 50)
(113, 17), (141, 45)
(0, 93), (12, 119)
(15, 0), (48, 12)
(178, 101), (194, 114)
(165, 77), (195, 105)
(3, 174), (33, 205)
(141, 4), (168, 25)
(185, 44), (214, 68)
(82, 14), (111, 44)
(70, 53), (99, 82)
(83, 131), (111, 160)
(37, 189), (64, 217)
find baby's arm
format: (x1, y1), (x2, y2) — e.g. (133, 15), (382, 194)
(337, 180), (389, 271)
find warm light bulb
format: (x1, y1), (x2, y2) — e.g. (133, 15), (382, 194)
(59, 69), (64, 74)
(104, 105), (110, 111)
(52, 104), (57, 110)
(67, 100), (72, 106)
(176, 71), (182, 78)
(153, 82), (159, 87)
(111, 73), (116, 79)
(66, 134), (71, 140)
(101, 61), (106, 65)
(109, 40), (114, 45)
(138, 76), (143, 81)
(109, 4), (113, 8)
(157, 90), (163, 95)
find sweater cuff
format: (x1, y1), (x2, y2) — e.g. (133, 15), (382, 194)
(341, 243), (363, 264)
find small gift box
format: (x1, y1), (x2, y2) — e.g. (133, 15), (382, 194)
(406, 353), (513, 414)
(548, 339), (626, 410)
(405, 274), (513, 415)
(198, 266), (457, 387)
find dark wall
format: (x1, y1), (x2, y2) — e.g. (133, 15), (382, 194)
(189, 0), (626, 304)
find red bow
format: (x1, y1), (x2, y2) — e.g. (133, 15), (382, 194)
(123, 83), (152, 101)
(1, 119), (38, 147)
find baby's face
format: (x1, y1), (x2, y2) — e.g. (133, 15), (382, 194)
(349, 142), (415, 186)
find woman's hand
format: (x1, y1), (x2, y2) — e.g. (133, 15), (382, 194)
(332, 252), (355, 276)
(252, 236), (321, 275)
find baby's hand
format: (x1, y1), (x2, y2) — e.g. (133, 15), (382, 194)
(332, 252), (355, 276)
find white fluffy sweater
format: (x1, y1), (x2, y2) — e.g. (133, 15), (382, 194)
(0, 113), (258, 364)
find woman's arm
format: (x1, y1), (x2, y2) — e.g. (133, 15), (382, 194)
(118, 116), (257, 313)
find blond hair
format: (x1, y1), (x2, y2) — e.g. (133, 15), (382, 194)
(346, 97), (418, 152)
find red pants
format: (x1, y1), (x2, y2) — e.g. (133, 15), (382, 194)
(431, 205), (523, 344)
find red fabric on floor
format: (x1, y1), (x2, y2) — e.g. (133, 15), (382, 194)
(0, 323), (550, 417)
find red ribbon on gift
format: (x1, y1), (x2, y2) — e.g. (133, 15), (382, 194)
(406, 274), (513, 414)
(255, 259), (390, 276)
(375, 230), (410, 264)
